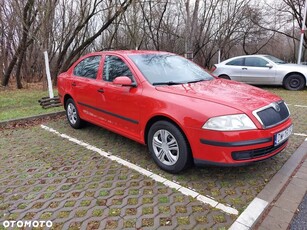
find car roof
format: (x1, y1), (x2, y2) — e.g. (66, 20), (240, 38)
(217, 54), (271, 64)
(235, 54), (268, 58)
(225, 54), (270, 60)
(87, 50), (172, 56)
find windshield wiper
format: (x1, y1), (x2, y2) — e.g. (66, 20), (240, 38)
(186, 79), (204, 84)
(152, 81), (183, 86)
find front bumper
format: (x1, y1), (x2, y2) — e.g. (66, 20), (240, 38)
(187, 118), (292, 165)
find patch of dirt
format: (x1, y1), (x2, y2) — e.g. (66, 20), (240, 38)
(0, 113), (65, 131)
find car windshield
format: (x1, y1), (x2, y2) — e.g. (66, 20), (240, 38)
(264, 55), (286, 64)
(129, 54), (214, 85)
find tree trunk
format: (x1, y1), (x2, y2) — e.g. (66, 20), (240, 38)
(0, 24), (4, 82)
(15, 49), (27, 89)
(1, 56), (18, 87)
(1, 0), (35, 87)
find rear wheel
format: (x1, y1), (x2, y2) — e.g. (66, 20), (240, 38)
(65, 98), (83, 129)
(219, 74), (231, 80)
(147, 121), (192, 173)
(283, 74), (305, 90)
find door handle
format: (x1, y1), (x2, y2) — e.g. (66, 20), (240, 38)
(242, 68), (247, 70)
(97, 88), (104, 93)
(72, 82), (76, 86)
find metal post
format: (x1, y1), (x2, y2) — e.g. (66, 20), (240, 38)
(43, 51), (54, 98)
(297, 0), (307, 64)
(217, 1), (223, 64)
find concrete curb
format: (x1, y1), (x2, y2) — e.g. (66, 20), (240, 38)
(0, 111), (65, 128)
(229, 138), (307, 229)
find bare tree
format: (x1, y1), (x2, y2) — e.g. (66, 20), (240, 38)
(281, 0), (307, 60)
(183, 0), (200, 59)
(140, 0), (170, 50)
(52, 0), (132, 83)
(1, 0), (39, 88)
(246, 0), (305, 61)
(1, 0), (132, 87)
(1, 0), (301, 89)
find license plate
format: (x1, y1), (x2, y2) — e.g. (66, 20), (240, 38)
(274, 125), (293, 146)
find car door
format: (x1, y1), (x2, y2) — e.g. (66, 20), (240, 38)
(71, 55), (102, 120)
(95, 55), (142, 140)
(240, 57), (275, 84)
(223, 57), (245, 81)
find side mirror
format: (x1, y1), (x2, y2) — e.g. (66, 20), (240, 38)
(266, 63), (273, 68)
(113, 76), (136, 87)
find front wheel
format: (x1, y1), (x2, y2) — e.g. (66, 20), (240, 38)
(283, 74), (305, 90)
(147, 121), (192, 173)
(65, 98), (83, 129)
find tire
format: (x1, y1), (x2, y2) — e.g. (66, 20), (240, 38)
(219, 74), (231, 80)
(65, 98), (83, 129)
(147, 121), (192, 173)
(283, 74), (305, 90)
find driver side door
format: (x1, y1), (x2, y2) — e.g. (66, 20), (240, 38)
(240, 57), (276, 84)
(96, 55), (142, 140)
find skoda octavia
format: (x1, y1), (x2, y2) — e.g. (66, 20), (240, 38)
(57, 50), (292, 173)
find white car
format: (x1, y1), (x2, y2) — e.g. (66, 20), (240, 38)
(212, 54), (307, 90)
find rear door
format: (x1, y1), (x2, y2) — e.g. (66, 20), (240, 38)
(71, 55), (102, 119)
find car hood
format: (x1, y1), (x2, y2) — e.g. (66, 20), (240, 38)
(155, 79), (281, 113)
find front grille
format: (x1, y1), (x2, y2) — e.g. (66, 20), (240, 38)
(253, 101), (290, 128)
(232, 140), (287, 161)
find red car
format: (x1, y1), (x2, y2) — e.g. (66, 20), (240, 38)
(57, 50), (293, 173)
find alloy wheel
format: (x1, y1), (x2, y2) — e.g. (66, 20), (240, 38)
(152, 129), (179, 166)
(67, 103), (77, 125)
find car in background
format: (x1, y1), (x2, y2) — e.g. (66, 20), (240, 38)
(58, 50), (292, 173)
(211, 54), (307, 90)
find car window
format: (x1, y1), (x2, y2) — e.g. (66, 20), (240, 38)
(244, 57), (268, 67)
(226, 58), (244, 66)
(264, 55), (286, 64)
(103, 56), (133, 82)
(73, 56), (101, 79)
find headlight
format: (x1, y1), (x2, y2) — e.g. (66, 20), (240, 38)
(202, 114), (256, 131)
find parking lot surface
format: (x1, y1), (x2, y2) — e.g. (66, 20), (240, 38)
(0, 86), (306, 229)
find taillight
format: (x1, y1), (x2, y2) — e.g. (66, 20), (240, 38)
(211, 65), (217, 72)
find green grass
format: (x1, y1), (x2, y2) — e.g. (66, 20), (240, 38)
(0, 87), (63, 121)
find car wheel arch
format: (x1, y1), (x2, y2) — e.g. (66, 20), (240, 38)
(63, 94), (73, 110)
(218, 74), (231, 80)
(283, 72), (306, 90)
(283, 72), (305, 80)
(144, 115), (190, 148)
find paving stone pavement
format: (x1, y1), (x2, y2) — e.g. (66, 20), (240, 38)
(45, 117), (305, 213)
(0, 126), (236, 229)
(0, 86), (306, 229)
